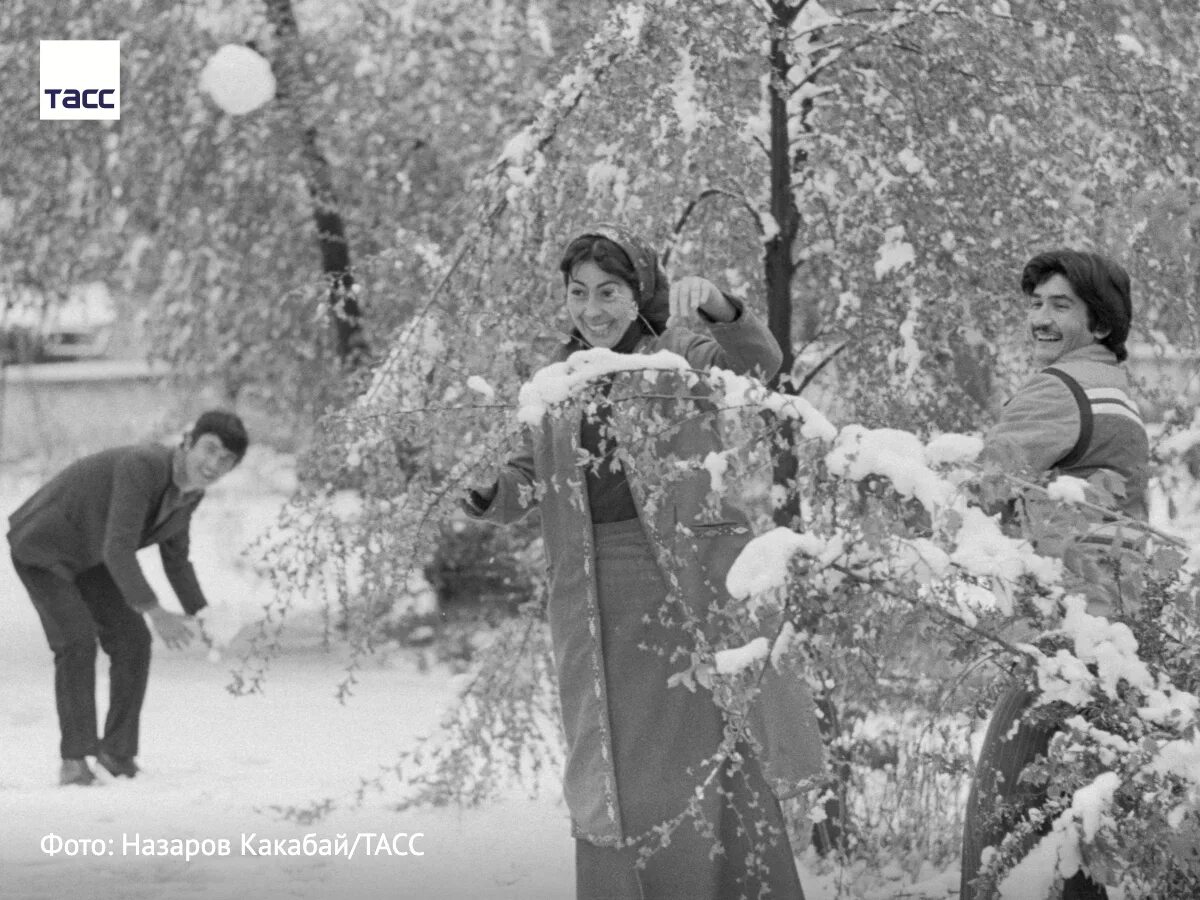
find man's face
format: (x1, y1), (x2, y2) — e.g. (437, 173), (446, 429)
(181, 433), (239, 491)
(1026, 273), (1106, 367)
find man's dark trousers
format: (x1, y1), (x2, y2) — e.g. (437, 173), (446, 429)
(13, 557), (152, 760)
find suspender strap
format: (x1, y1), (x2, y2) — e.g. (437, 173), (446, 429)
(1042, 366), (1092, 469)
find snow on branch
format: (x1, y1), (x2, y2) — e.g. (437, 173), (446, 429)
(714, 636), (770, 675)
(786, 0), (952, 92)
(490, 1), (647, 204)
(516, 347), (694, 425)
(514, 346), (838, 441)
(998, 773), (1122, 900)
(726, 526), (832, 602)
(825, 424), (957, 513)
(950, 506), (1061, 588)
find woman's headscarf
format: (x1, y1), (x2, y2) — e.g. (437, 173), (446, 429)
(566, 224), (670, 337)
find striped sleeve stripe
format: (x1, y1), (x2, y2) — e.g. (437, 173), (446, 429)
(1085, 387), (1140, 413)
(1090, 401), (1146, 427)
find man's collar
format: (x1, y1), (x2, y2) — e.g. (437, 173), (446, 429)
(1043, 343), (1118, 369)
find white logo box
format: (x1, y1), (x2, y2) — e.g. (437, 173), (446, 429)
(40, 40), (121, 121)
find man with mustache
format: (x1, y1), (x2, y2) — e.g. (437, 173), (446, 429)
(960, 249), (1149, 899)
(983, 249), (1148, 523)
(8, 410), (248, 786)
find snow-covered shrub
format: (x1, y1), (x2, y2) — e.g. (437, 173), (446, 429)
(258, 327), (1199, 894)
(507, 351), (1200, 896)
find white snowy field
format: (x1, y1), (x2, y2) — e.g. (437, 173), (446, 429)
(0, 450), (576, 900)
(0, 447), (955, 900)
(4, 439), (1196, 900)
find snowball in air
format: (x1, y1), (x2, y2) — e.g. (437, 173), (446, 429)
(200, 45), (276, 115)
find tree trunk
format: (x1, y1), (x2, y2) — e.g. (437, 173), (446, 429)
(765, 1), (804, 529)
(764, 3), (801, 386)
(763, 2), (851, 854)
(262, 0), (368, 369)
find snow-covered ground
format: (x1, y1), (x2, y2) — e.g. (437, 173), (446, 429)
(0, 446), (961, 900)
(0, 449), (575, 900)
(6, 436), (1196, 900)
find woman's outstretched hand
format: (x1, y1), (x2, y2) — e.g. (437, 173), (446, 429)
(668, 276), (736, 328)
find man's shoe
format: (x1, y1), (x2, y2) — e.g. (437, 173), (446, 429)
(97, 750), (139, 778)
(59, 758), (97, 786)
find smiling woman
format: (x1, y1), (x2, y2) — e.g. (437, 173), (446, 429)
(558, 230), (739, 353)
(565, 261), (638, 348)
(464, 224), (822, 900)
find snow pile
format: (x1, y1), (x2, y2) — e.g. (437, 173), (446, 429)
(199, 44), (276, 115)
(511, 346), (841, 443)
(1057, 595), (1150, 698)
(726, 526), (829, 601)
(713, 623), (800, 678)
(923, 433), (984, 467)
(950, 506), (1061, 588)
(516, 347), (693, 424)
(714, 636), (769, 675)
(770, 621), (798, 667)
(1026, 595), (1200, 746)
(998, 773), (1121, 900)
(952, 581), (1004, 625)
(1148, 732), (1200, 783)
(825, 425), (954, 512)
(1027, 645), (1098, 707)
(1047, 475), (1089, 505)
(890, 537), (951, 586)
(706, 367), (838, 442)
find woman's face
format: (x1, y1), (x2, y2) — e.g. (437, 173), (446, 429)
(565, 260), (639, 349)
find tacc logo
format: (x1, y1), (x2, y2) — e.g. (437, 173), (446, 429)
(40, 40), (120, 121)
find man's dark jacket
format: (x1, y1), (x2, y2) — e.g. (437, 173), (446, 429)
(7, 443), (207, 614)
